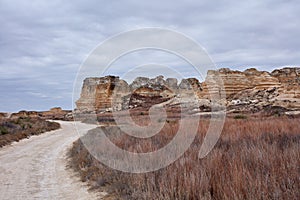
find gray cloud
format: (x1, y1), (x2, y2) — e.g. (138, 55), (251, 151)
(0, 0), (299, 111)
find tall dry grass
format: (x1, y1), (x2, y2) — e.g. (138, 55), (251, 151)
(69, 116), (300, 200)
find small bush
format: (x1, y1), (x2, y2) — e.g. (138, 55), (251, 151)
(234, 114), (247, 119)
(0, 126), (8, 135)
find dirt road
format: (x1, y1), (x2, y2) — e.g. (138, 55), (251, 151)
(0, 121), (104, 200)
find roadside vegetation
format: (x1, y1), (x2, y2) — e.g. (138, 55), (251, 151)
(0, 117), (60, 147)
(69, 115), (300, 200)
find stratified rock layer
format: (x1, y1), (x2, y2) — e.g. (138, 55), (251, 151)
(76, 67), (300, 113)
(200, 68), (281, 98)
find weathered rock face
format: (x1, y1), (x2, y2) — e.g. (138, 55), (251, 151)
(201, 68), (281, 98)
(224, 67), (300, 111)
(270, 68), (300, 109)
(130, 76), (175, 98)
(179, 78), (202, 94)
(76, 67), (300, 113)
(76, 76), (130, 112)
(76, 75), (199, 112)
(271, 67), (300, 84)
(166, 78), (178, 90)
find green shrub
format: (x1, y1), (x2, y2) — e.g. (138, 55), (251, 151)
(21, 124), (26, 129)
(15, 117), (24, 125)
(0, 126), (8, 135)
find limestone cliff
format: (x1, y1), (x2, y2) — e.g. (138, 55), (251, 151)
(271, 68), (300, 109)
(200, 68), (281, 98)
(76, 67), (300, 113)
(75, 76), (128, 112)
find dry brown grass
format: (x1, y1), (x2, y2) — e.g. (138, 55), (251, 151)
(0, 117), (60, 147)
(69, 116), (300, 200)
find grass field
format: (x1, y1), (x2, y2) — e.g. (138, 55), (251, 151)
(69, 115), (300, 200)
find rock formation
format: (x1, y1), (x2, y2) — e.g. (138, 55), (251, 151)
(76, 76), (126, 112)
(200, 68), (281, 99)
(76, 75), (202, 112)
(76, 67), (300, 114)
(224, 68), (300, 112)
(270, 68), (300, 109)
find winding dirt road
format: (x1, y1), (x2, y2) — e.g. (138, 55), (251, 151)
(0, 121), (104, 200)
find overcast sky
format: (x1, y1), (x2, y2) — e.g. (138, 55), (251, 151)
(0, 0), (299, 112)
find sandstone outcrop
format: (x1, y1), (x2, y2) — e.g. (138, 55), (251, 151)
(76, 67), (300, 114)
(200, 68), (281, 99)
(271, 68), (300, 109)
(76, 75), (183, 112)
(76, 74), (206, 112)
(75, 76), (128, 112)
(226, 67), (300, 112)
